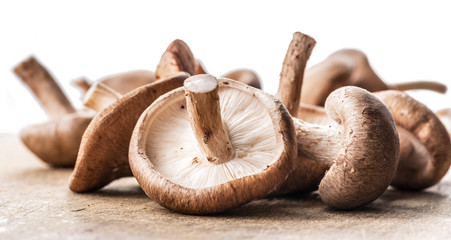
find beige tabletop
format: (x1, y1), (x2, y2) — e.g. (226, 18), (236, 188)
(0, 133), (450, 239)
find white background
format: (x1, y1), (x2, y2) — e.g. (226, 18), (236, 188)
(1, 0), (450, 133)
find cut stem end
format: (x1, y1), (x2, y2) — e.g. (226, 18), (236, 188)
(184, 74), (235, 164)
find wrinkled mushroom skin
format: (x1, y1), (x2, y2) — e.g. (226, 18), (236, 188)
(129, 78), (297, 214)
(69, 73), (190, 193)
(301, 49), (447, 106)
(315, 87), (400, 209)
(375, 91), (451, 190)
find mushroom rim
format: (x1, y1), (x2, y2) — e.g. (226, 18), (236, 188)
(374, 90), (451, 190)
(69, 73), (189, 193)
(129, 77), (296, 214)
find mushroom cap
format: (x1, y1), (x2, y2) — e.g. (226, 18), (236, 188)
(318, 86), (399, 209)
(222, 69), (262, 89)
(301, 49), (387, 106)
(99, 70), (155, 95)
(375, 90), (451, 190)
(129, 77), (296, 214)
(194, 59), (207, 75)
(20, 111), (94, 167)
(155, 39), (196, 80)
(69, 73), (190, 192)
(436, 109), (451, 136)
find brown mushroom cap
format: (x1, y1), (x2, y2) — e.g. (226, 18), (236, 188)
(69, 73), (190, 192)
(436, 109), (451, 136)
(20, 111), (93, 167)
(194, 59), (207, 75)
(275, 86), (400, 208)
(72, 70), (155, 96)
(155, 39), (196, 80)
(301, 49), (447, 106)
(99, 70), (155, 95)
(222, 69), (262, 89)
(314, 86), (400, 209)
(129, 76), (296, 214)
(375, 90), (451, 190)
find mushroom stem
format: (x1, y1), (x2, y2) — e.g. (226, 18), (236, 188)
(293, 118), (342, 166)
(277, 32), (316, 116)
(72, 77), (93, 94)
(387, 81), (447, 93)
(184, 74), (235, 164)
(83, 82), (122, 112)
(13, 56), (76, 118)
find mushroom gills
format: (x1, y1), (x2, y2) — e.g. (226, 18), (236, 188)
(144, 88), (278, 189)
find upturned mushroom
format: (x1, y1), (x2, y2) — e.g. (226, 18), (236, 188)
(72, 70), (155, 96)
(272, 32), (400, 209)
(301, 49), (447, 106)
(129, 74), (296, 214)
(374, 91), (451, 190)
(14, 56), (93, 167)
(69, 73), (190, 192)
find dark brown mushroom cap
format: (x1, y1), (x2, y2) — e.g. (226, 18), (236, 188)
(69, 73), (190, 192)
(129, 78), (296, 214)
(222, 69), (262, 89)
(375, 90), (451, 190)
(20, 111), (93, 167)
(318, 86), (400, 209)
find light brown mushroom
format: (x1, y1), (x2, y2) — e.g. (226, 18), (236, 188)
(222, 69), (262, 89)
(13, 56), (93, 167)
(82, 82), (122, 112)
(69, 73), (190, 192)
(375, 91), (451, 190)
(273, 32), (400, 209)
(194, 59), (207, 75)
(129, 74), (296, 214)
(301, 49), (447, 106)
(296, 94), (451, 192)
(72, 70), (155, 96)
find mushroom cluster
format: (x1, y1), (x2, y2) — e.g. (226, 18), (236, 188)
(13, 31), (451, 215)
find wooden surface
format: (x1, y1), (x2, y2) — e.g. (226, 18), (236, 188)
(0, 133), (450, 239)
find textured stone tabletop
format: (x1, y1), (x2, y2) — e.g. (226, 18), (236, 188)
(0, 134), (450, 239)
